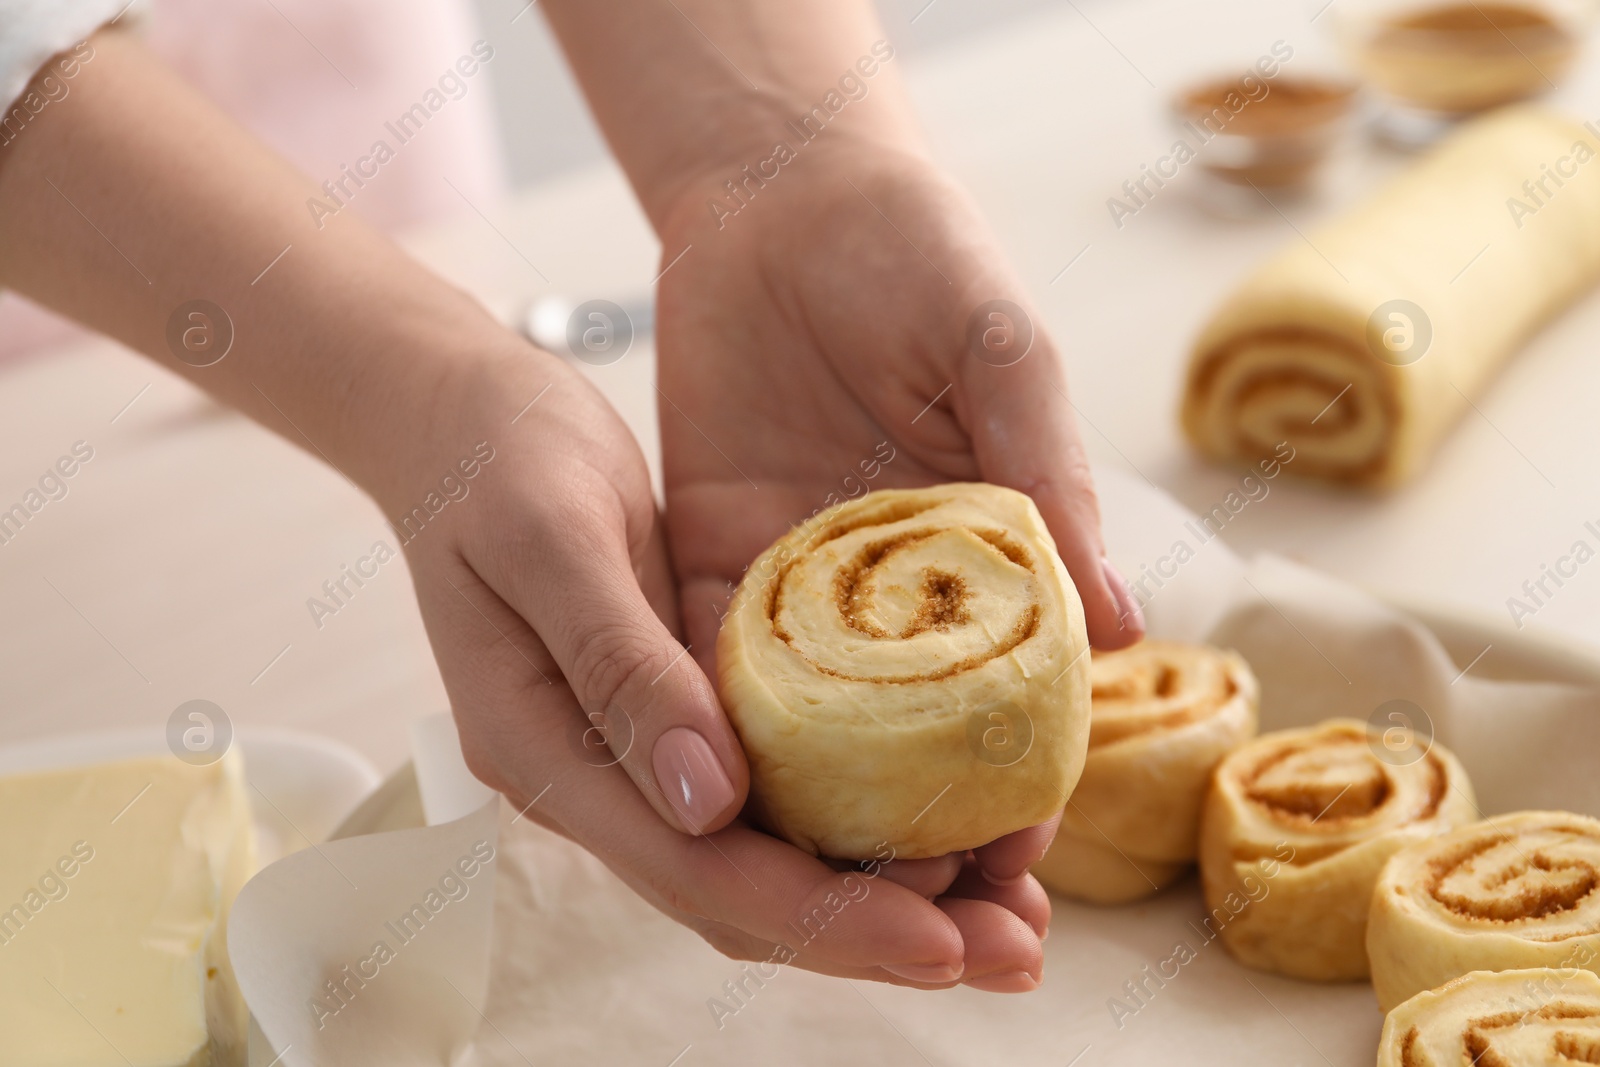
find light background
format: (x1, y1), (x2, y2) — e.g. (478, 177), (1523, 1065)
(468, 0), (1066, 186)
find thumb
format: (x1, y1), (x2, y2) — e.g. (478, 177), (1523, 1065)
(520, 507), (750, 835)
(957, 302), (1145, 650)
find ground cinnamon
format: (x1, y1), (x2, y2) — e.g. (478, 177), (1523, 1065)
(1174, 75), (1355, 187)
(1179, 77), (1354, 137)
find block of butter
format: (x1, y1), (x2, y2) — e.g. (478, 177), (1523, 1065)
(0, 749), (257, 1067)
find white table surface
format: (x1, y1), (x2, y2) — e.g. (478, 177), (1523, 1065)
(4, 0), (1600, 774)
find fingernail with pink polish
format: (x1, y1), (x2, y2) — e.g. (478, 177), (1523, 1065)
(884, 961), (963, 984)
(652, 727), (735, 833)
(1102, 558), (1145, 633)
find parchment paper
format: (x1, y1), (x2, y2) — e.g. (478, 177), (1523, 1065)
(230, 715), (499, 1067)
(233, 469), (1600, 1067)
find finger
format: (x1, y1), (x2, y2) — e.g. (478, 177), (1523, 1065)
(972, 810), (1062, 885)
(635, 503), (685, 640)
(935, 896), (1043, 993)
(943, 861), (1051, 942)
(826, 852), (964, 900)
(610, 819), (973, 983)
(676, 913), (971, 989)
(515, 503), (750, 835)
(666, 823), (967, 980)
(958, 316), (1145, 650)
(406, 553), (571, 803)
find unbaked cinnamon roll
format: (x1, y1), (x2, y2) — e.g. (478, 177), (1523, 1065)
(1377, 967), (1600, 1067)
(1180, 107), (1600, 487)
(1369, 810), (1600, 1010)
(1198, 719), (1477, 980)
(716, 483), (1091, 860)
(1033, 641), (1259, 904)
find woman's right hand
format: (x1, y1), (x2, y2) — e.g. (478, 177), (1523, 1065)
(398, 344), (1046, 989)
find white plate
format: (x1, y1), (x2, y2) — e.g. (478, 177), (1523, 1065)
(0, 728), (380, 864)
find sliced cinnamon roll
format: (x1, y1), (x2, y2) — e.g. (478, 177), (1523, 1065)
(1033, 641), (1259, 904)
(716, 484), (1090, 860)
(1377, 968), (1600, 1067)
(1369, 811), (1600, 1010)
(1198, 719), (1477, 980)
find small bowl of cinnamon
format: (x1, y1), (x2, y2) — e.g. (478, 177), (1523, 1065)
(1170, 74), (1358, 193)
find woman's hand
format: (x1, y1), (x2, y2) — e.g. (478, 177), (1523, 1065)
(399, 344), (1024, 990)
(538, 0), (1142, 989)
(657, 142), (1144, 656)
(650, 139), (1146, 990)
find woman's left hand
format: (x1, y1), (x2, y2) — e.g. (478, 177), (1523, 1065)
(651, 138), (1146, 991)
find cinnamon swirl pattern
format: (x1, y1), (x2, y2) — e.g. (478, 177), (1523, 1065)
(1180, 107), (1600, 487)
(1198, 719), (1477, 980)
(1369, 811), (1600, 1011)
(716, 484), (1091, 860)
(1033, 641), (1259, 904)
(1377, 968), (1600, 1067)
